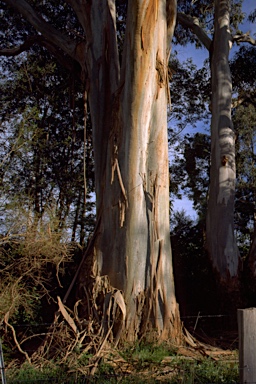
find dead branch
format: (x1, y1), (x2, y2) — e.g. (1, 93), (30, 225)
(177, 12), (212, 51)
(232, 32), (256, 46)
(111, 158), (128, 206)
(0, 36), (44, 56)
(57, 296), (78, 334)
(4, 312), (31, 364)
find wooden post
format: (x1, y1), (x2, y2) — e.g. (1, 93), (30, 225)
(0, 338), (7, 384)
(238, 308), (256, 384)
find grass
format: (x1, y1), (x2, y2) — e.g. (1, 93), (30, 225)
(6, 363), (69, 383)
(5, 341), (239, 383)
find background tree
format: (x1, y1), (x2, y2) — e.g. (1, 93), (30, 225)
(176, 0), (255, 287)
(229, 45), (256, 301)
(169, 37), (256, 314)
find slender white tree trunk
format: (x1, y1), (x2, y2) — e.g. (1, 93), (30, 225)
(206, 0), (240, 281)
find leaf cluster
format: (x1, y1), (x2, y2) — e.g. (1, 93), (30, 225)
(175, 0), (244, 47)
(170, 133), (210, 216)
(0, 45), (95, 243)
(231, 46), (256, 93)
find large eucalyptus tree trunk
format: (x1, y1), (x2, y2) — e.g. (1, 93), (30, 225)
(77, 0), (181, 341)
(206, 0), (240, 282)
(1, 0), (181, 343)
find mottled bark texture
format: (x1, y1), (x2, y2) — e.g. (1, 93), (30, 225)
(77, 0), (181, 341)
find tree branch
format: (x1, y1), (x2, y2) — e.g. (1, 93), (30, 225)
(177, 12), (212, 51)
(0, 34), (82, 78)
(232, 92), (256, 108)
(232, 32), (256, 46)
(0, 35), (44, 56)
(2, 0), (81, 61)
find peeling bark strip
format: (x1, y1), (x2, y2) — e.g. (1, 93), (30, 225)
(91, 0), (181, 341)
(140, 0), (158, 52)
(111, 157), (128, 227)
(156, 53), (166, 88)
(57, 296), (78, 334)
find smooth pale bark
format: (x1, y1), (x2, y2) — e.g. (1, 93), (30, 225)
(206, 0), (240, 280)
(177, 4), (255, 282)
(80, 0), (120, 204)
(85, 0), (180, 340)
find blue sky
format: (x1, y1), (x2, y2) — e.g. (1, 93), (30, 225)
(171, 0), (255, 220)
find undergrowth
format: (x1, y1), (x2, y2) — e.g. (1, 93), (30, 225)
(5, 341), (239, 383)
